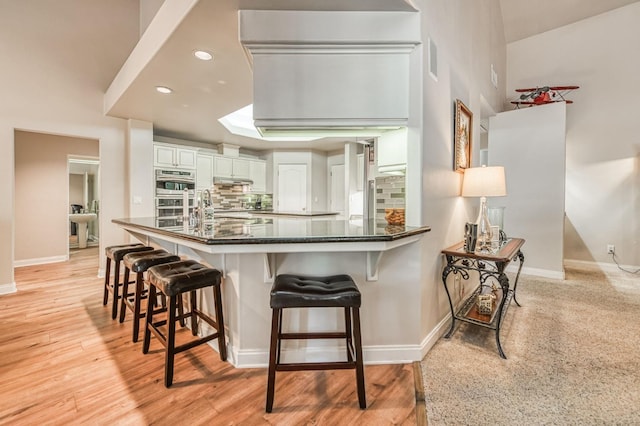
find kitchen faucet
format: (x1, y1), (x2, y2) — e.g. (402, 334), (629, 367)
(202, 189), (214, 223)
(202, 189), (212, 207)
(192, 189), (214, 230)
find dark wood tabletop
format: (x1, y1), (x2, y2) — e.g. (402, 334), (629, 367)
(441, 237), (525, 263)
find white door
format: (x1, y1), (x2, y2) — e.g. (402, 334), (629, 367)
(330, 164), (345, 216)
(278, 164), (307, 212)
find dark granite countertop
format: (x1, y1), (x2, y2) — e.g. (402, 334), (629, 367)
(113, 216), (430, 245)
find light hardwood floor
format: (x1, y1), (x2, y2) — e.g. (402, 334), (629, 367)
(1, 247), (420, 425)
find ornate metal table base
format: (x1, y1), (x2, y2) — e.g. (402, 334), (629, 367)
(441, 238), (525, 359)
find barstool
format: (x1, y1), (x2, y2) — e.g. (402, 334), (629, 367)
(120, 249), (181, 343)
(143, 260), (227, 387)
(266, 273), (366, 412)
(103, 243), (154, 319)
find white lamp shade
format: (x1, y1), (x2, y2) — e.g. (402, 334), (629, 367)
(461, 166), (507, 197)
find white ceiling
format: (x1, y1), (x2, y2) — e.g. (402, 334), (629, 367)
(105, 0), (640, 151)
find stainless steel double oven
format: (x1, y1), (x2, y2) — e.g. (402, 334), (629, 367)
(155, 169), (195, 228)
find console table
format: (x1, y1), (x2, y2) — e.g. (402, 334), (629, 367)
(441, 238), (525, 358)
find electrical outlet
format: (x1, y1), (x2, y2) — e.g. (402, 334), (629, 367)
(607, 244), (615, 254)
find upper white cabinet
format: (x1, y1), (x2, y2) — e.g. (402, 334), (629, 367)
(214, 156), (233, 178)
(154, 143), (196, 169)
(249, 160), (267, 193)
(213, 156), (251, 179)
(377, 128), (407, 174)
(196, 152), (214, 190)
(232, 158), (250, 179)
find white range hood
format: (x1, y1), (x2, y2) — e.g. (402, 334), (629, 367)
(378, 164), (406, 175)
(239, 10), (420, 137)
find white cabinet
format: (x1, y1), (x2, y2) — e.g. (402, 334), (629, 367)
(376, 127), (407, 174)
(213, 156), (251, 179)
(154, 144), (196, 169)
(176, 149), (197, 169)
(196, 153), (214, 190)
(214, 156), (233, 178)
(249, 160), (267, 193)
(232, 158), (250, 179)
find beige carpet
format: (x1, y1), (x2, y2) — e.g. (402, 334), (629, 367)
(421, 265), (640, 425)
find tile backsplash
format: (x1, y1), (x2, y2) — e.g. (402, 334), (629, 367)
(208, 183), (273, 210)
(375, 175), (405, 224)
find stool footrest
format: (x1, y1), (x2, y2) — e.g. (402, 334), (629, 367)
(193, 308), (221, 331)
(148, 324), (167, 343)
(277, 361), (357, 372)
(174, 333), (220, 354)
(279, 332), (347, 340)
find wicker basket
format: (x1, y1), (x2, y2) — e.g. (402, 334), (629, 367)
(384, 208), (405, 225)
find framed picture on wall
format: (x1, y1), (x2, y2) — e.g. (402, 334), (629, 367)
(454, 99), (473, 172)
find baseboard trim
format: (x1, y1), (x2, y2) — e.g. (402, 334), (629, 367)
(229, 343), (426, 369)
(419, 313), (452, 359)
(13, 255), (68, 268)
(565, 258), (640, 273)
(505, 263), (565, 280)
(218, 316), (453, 369)
(0, 282), (17, 295)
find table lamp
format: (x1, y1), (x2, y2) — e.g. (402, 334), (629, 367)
(461, 165), (507, 252)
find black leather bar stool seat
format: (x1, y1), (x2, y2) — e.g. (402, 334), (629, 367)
(143, 260), (227, 387)
(120, 249), (181, 342)
(103, 243), (154, 320)
(266, 273), (366, 412)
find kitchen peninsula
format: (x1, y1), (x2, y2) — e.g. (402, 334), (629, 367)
(113, 216), (430, 367)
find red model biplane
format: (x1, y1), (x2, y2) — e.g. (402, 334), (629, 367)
(511, 85), (579, 108)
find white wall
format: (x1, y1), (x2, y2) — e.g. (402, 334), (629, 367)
(415, 0), (507, 353)
(311, 151), (328, 211)
(0, 1), (139, 290)
(507, 4), (640, 268)
(127, 120), (155, 219)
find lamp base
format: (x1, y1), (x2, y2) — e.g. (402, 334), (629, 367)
(475, 196), (493, 253)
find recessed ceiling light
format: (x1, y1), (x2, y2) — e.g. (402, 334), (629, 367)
(155, 86), (172, 94)
(194, 50), (213, 61)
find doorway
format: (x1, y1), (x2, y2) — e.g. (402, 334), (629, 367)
(14, 130), (99, 267)
(68, 157), (100, 249)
